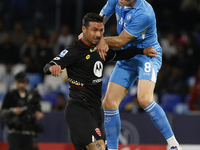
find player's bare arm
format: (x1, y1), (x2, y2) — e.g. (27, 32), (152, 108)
(96, 29), (135, 60)
(96, 15), (109, 61)
(104, 29), (135, 48)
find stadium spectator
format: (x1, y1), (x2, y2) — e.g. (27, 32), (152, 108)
(52, 92), (66, 111)
(0, 33), (19, 64)
(48, 31), (60, 56)
(189, 65), (200, 111)
(0, 19), (6, 44)
(11, 22), (27, 50)
(58, 24), (75, 51)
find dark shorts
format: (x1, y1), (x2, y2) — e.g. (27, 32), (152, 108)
(65, 98), (106, 150)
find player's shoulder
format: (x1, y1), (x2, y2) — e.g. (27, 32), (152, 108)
(137, 0), (154, 15)
(67, 42), (79, 51)
(56, 44), (78, 60)
(132, 2), (155, 22)
(62, 42), (79, 53)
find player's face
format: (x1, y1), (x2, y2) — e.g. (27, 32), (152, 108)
(119, 0), (135, 7)
(84, 22), (104, 46)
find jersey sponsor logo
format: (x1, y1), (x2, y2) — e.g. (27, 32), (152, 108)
(86, 54), (90, 60)
(116, 13), (128, 27)
(68, 78), (84, 87)
(124, 23), (128, 28)
(93, 61), (103, 77)
(116, 4), (122, 9)
(119, 17), (124, 25)
(59, 49), (68, 57)
(53, 57), (60, 60)
(92, 78), (102, 84)
(95, 128), (101, 137)
(116, 13), (119, 21)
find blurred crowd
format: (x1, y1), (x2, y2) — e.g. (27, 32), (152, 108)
(0, 20), (76, 112)
(0, 0), (200, 114)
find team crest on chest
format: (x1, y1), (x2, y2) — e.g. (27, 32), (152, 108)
(127, 14), (132, 20)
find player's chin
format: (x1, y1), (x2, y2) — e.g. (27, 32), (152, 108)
(92, 40), (100, 45)
(119, 2), (125, 6)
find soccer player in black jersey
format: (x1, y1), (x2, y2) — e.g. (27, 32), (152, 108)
(43, 13), (157, 150)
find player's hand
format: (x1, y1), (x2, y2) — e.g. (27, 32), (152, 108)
(143, 46), (157, 57)
(49, 65), (63, 77)
(11, 107), (23, 115)
(78, 33), (83, 39)
(34, 111), (44, 120)
(96, 38), (109, 61)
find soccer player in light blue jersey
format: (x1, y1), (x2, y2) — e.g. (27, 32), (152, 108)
(97, 0), (182, 150)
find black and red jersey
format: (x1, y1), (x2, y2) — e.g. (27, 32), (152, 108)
(44, 39), (143, 110)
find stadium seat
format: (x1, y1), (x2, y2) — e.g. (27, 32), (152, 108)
(11, 63), (27, 75)
(44, 75), (64, 91)
(27, 73), (43, 89)
(40, 101), (52, 112)
(0, 64), (6, 79)
(173, 102), (189, 114)
(103, 64), (115, 77)
(43, 91), (58, 105)
(160, 93), (182, 113)
(0, 92), (6, 101)
(37, 83), (52, 97)
(0, 83), (7, 93)
(56, 82), (70, 99)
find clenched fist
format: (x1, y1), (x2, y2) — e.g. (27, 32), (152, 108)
(49, 65), (63, 77)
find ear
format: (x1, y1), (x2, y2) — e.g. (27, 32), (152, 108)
(82, 26), (86, 34)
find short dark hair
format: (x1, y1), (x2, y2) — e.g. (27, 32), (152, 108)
(82, 13), (103, 28)
(14, 71), (28, 83)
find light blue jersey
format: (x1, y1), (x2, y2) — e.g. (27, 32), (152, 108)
(101, 2), (177, 149)
(100, 0), (161, 50)
(100, 0), (162, 89)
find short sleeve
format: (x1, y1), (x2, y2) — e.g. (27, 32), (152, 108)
(125, 13), (151, 37)
(100, 0), (117, 17)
